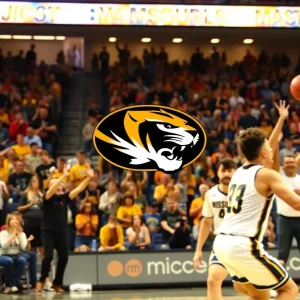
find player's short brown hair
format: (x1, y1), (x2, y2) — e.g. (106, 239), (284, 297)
(238, 128), (266, 161)
(217, 158), (237, 171)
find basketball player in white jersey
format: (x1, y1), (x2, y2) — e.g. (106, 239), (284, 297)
(213, 101), (299, 300)
(193, 158), (237, 300)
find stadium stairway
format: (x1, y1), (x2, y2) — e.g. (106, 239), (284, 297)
(56, 72), (102, 160)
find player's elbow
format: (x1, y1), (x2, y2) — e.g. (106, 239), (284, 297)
(203, 217), (212, 226)
(292, 202), (300, 211)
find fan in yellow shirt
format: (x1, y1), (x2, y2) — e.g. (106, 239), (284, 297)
(258, 119), (273, 138)
(11, 134), (31, 160)
(189, 184), (209, 226)
(99, 215), (126, 251)
(69, 152), (88, 188)
(0, 107), (9, 126)
(0, 156), (8, 183)
(153, 174), (180, 205)
(117, 192), (142, 229)
(52, 158), (69, 183)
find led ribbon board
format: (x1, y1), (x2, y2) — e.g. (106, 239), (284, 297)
(1, 2), (300, 27)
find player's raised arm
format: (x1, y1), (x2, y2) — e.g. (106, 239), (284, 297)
(69, 166), (94, 200)
(257, 168), (300, 211)
(45, 165), (69, 200)
(269, 133), (282, 172)
(268, 100), (289, 154)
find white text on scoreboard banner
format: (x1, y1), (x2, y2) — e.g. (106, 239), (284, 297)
(1, 2), (300, 27)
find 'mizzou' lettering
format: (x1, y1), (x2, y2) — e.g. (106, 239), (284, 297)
(147, 257), (207, 275)
(212, 201), (228, 208)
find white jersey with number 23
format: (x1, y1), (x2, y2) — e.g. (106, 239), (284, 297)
(218, 164), (274, 242)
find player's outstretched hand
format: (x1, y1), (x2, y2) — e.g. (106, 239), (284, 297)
(274, 100), (290, 119)
(193, 250), (203, 270)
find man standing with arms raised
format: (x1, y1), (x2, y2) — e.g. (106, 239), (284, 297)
(36, 164), (94, 293)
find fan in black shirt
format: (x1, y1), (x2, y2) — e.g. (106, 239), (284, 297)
(36, 164), (94, 293)
(30, 106), (57, 156)
(35, 150), (56, 191)
(8, 160), (32, 205)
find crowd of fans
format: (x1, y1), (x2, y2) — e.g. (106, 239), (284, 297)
(81, 43), (300, 255)
(0, 43), (72, 293)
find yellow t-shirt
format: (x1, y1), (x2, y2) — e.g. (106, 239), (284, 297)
(100, 224), (124, 249)
(0, 113), (9, 124)
(11, 144), (31, 160)
(4, 159), (14, 176)
(117, 205), (142, 228)
(189, 197), (204, 225)
(153, 184), (180, 201)
(0, 167), (8, 183)
(75, 214), (99, 236)
(259, 126), (273, 137)
(52, 170), (68, 183)
(187, 174), (197, 196)
(69, 164), (88, 187)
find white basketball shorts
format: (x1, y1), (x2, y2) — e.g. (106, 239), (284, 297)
(213, 234), (289, 290)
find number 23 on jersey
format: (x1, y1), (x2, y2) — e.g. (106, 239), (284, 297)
(227, 184), (246, 214)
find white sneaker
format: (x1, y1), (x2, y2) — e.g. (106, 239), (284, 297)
(10, 286), (19, 293)
(43, 280), (54, 292)
(270, 290), (278, 298)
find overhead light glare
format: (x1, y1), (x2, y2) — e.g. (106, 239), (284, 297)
(243, 38), (254, 44)
(12, 35), (32, 40)
(141, 37), (151, 43)
(0, 35), (12, 39)
(108, 37), (117, 42)
(33, 36), (55, 40)
(172, 38), (183, 43)
(55, 36), (66, 40)
(211, 38), (220, 44)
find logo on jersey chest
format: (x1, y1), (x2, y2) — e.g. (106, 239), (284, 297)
(212, 201), (228, 209)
